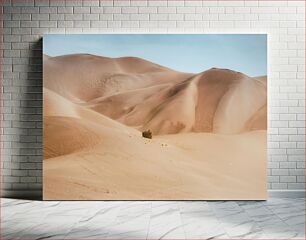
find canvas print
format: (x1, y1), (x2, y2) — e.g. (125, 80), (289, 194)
(43, 34), (267, 200)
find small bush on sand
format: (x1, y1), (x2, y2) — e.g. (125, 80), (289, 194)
(142, 130), (152, 139)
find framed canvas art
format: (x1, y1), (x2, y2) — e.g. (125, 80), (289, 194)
(43, 34), (267, 200)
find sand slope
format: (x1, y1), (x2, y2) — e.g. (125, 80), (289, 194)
(43, 116), (266, 200)
(43, 54), (193, 102)
(43, 54), (267, 200)
(44, 55), (266, 135)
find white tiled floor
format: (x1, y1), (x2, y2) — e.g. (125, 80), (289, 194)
(1, 198), (305, 239)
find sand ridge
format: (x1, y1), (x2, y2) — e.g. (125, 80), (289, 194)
(44, 55), (266, 135)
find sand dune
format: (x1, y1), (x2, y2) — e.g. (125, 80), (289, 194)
(255, 75), (268, 84)
(43, 87), (138, 134)
(43, 54), (267, 200)
(87, 69), (267, 134)
(43, 54), (192, 102)
(44, 55), (266, 135)
(43, 115), (266, 200)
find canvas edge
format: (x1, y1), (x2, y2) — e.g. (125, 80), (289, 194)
(1, 190), (304, 200)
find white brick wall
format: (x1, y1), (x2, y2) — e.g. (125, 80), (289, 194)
(1, 0), (305, 197)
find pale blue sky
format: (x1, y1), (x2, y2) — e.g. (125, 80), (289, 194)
(43, 34), (267, 76)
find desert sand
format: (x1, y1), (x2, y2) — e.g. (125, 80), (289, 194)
(43, 54), (267, 200)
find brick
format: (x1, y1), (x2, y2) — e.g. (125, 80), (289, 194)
(99, 14), (113, 20)
(74, 21), (90, 28)
(3, 6), (21, 13)
(289, 169), (305, 176)
(65, 0), (82, 6)
(289, 155), (305, 162)
(158, 21), (176, 28)
(12, 14), (31, 20)
(47, 27), (64, 34)
(148, 0), (167, 7)
(31, 13), (49, 20)
(39, 6), (57, 13)
(218, 1), (244, 6)
(130, 14), (149, 21)
(49, 14), (65, 20)
(12, 43), (30, 49)
(272, 169), (289, 176)
(3, 176), (20, 183)
(58, 21), (73, 28)
(11, 183), (29, 189)
(280, 176), (296, 183)
(234, 7), (251, 13)
(31, 28), (49, 35)
(177, 21), (195, 28)
(272, 183), (287, 189)
(83, 0), (99, 6)
(268, 162), (279, 169)
(210, 21), (234, 28)
(289, 121), (305, 128)
(114, 14), (130, 20)
(12, 170), (28, 177)
(280, 162), (296, 169)
(288, 183), (305, 189)
(83, 14), (99, 20)
(185, 0), (202, 6)
(140, 21), (158, 28)
(168, 14), (184, 21)
(2, 169), (12, 177)
(251, 6), (279, 14)
(268, 176), (279, 183)
(196, 7), (209, 14)
(28, 170), (42, 177)
(113, 0), (130, 6)
(158, 7), (176, 14)
(138, 6), (157, 13)
(297, 142), (305, 148)
(279, 128), (297, 135)
(12, 0), (34, 6)
(234, 21), (251, 28)
(12, 28), (31, 35)
(4, 49), (20, 57)
(297, 176), (305, 183)
(65, 14), (83, 20)
(90, 21), (107, 28)
(3, 21), (20, 28)
(185, 14), (202, 21)
(218, 14), (244, 20)
(150, 14), (167, 21)
(35, 0), (49, 6)
(121, 7), (138, 14)
(39, 21), (57, 28)
(202, 14), (218, 20)
(21, 6), (39, 13)
(57, 6), (73, 13)
(279, 7), (297, 14)
(90, 6), (104, 13)
(177, 7), (196, 14)
(20, 21), (39, 28)
(279, 114), (296, 120)
(74, 6), (90, 13)
(49, 0), (65, 6)
(131, 0), (148, 6)
(103, 7), (121, 13)
(121, 20), (139, 28)
(20, 177), (37, 183)
(209, 7), (225, 13)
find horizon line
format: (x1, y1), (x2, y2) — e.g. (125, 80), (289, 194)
(43, 53), (267, 77)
